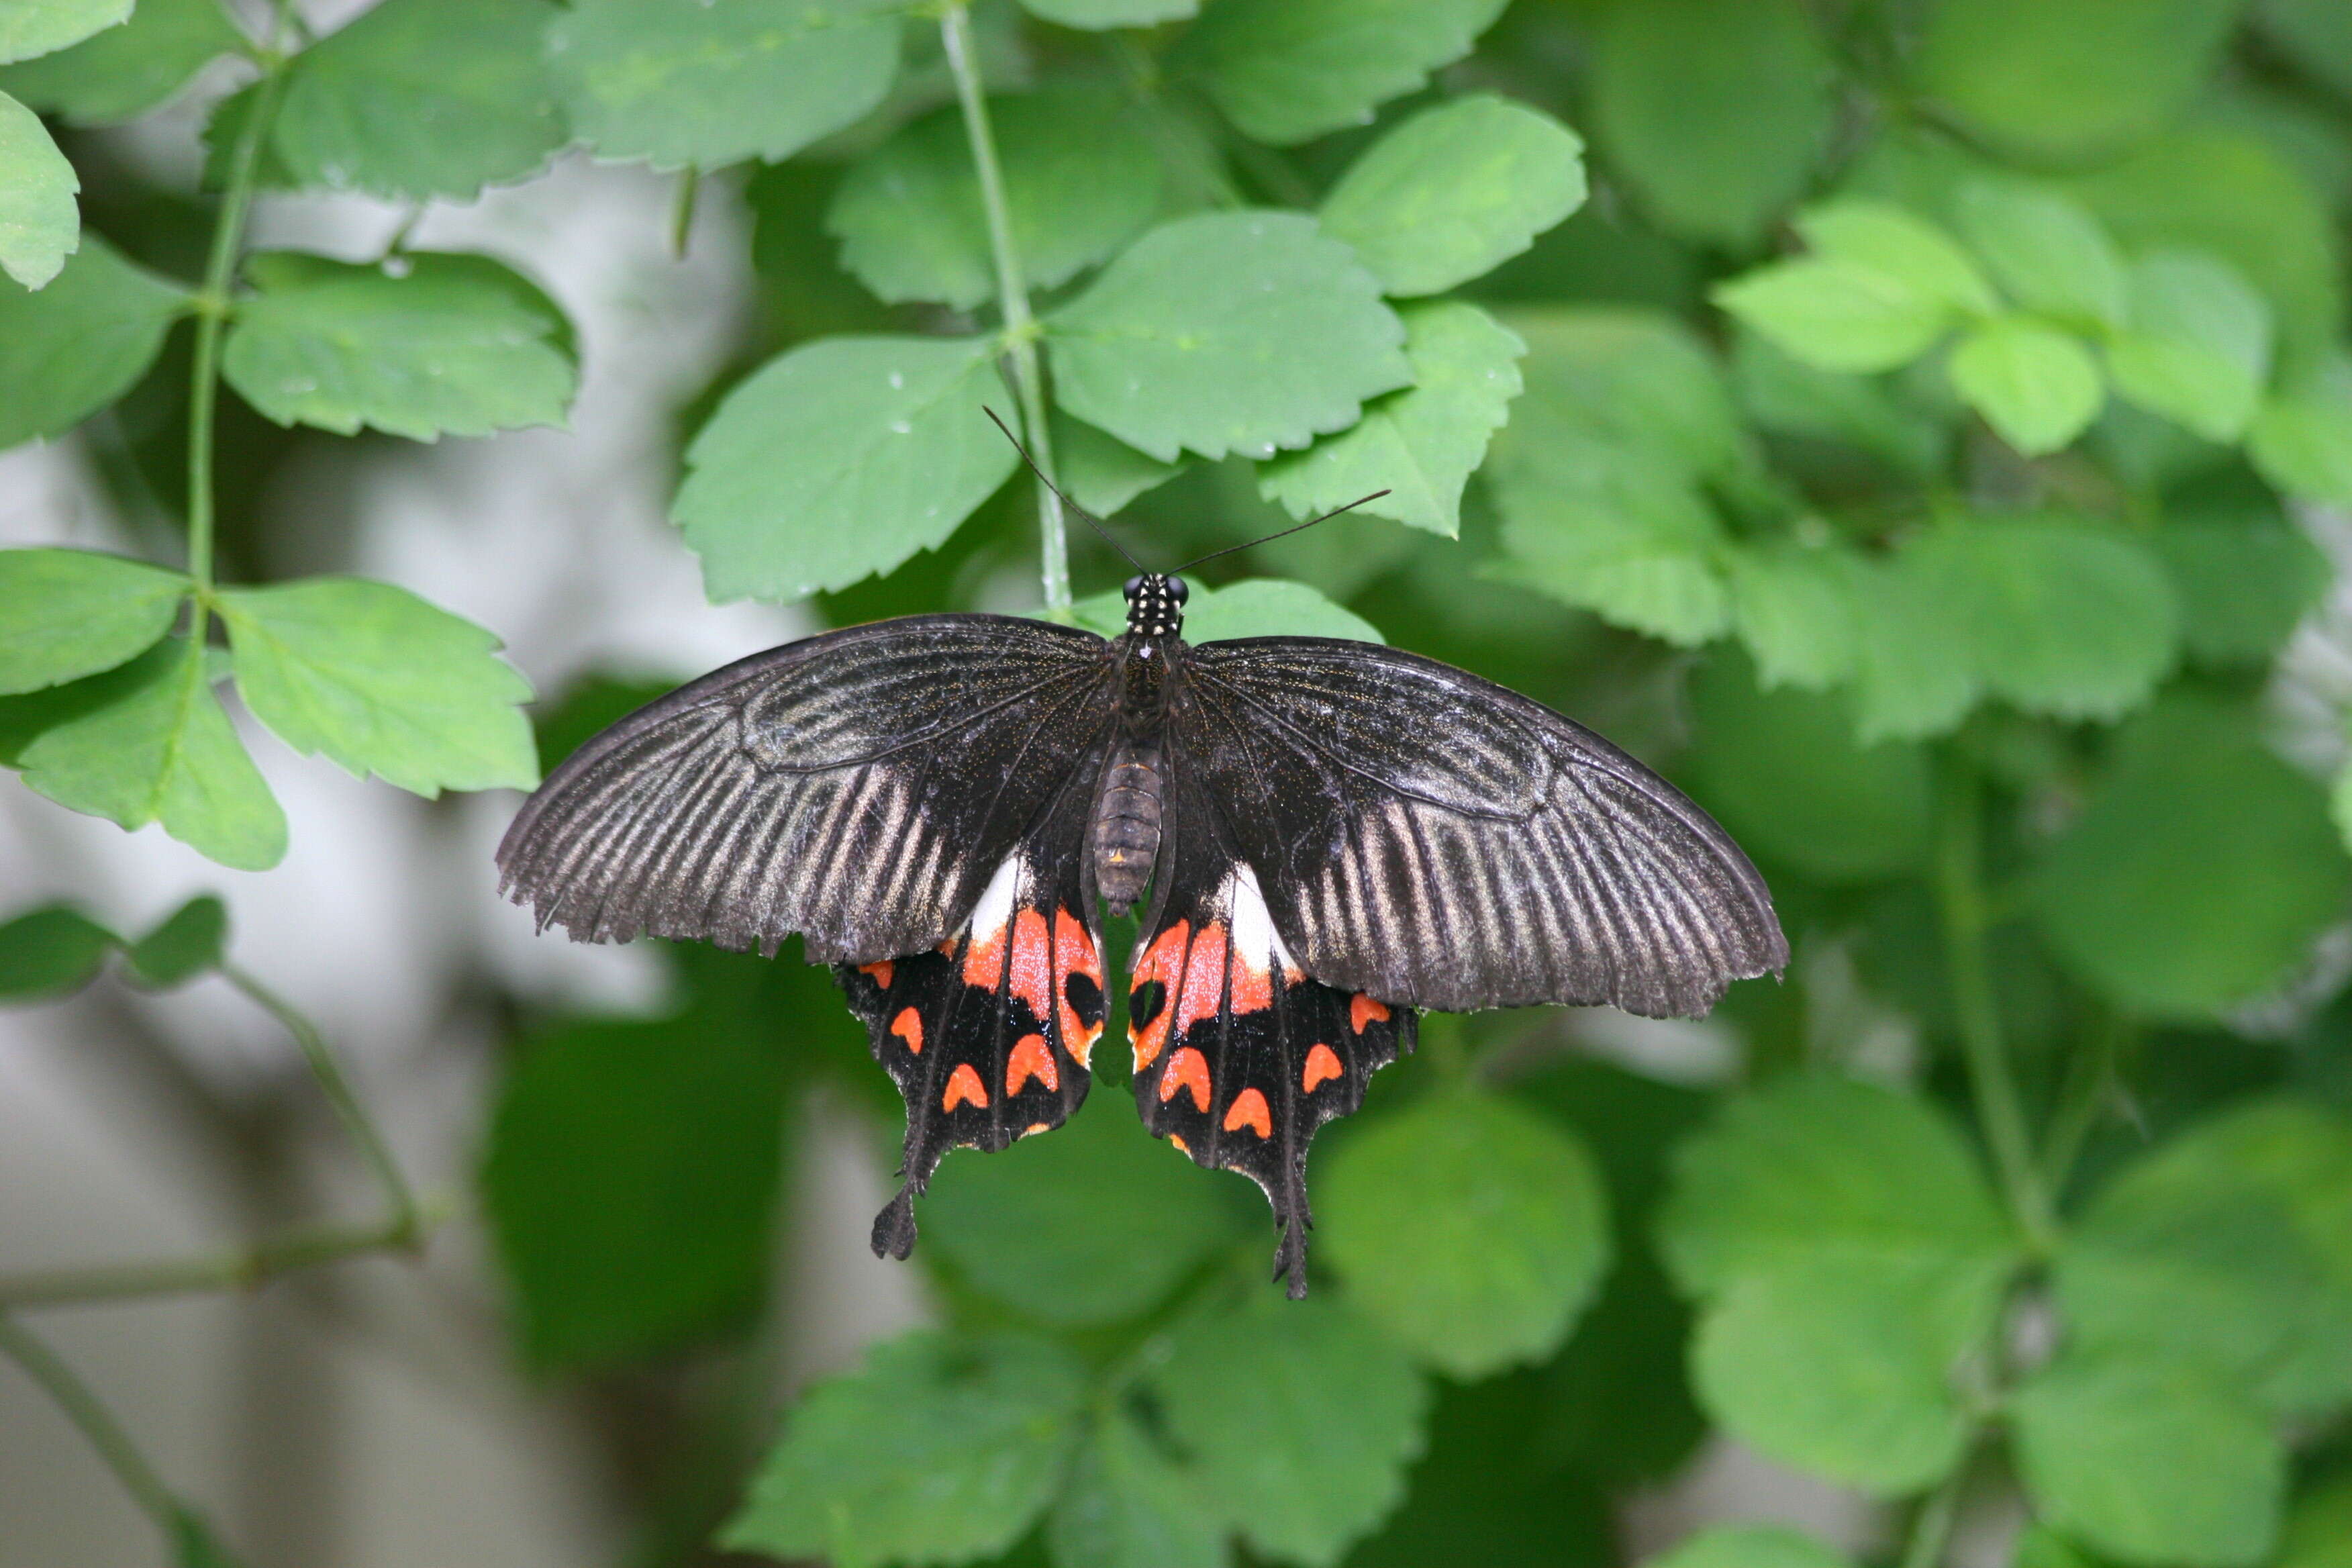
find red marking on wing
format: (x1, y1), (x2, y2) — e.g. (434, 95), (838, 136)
(859, 960), (893, 989)
(890, 1007), (924, 1055)
(1169, 1133), (1189, 1155)
(1350, 993), (1391, 1033)
(1223, 1087), (1271, 1138)
(1053, 908), (1104, 1066)
(1006, 1033), (1058, 1095)
(962, 923), (1005, 990)
(1130, 920), (1190, 1070)
(1303, 1042), (1342, 1093)
(1007, 909), (1052, 1015)
(1176, 922), (1230, 1036)
(942, 1063), (988, 1112)
(1159, 1046), (1211, 1112)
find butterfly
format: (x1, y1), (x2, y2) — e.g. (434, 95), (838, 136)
(497, 562), (1785, 1297)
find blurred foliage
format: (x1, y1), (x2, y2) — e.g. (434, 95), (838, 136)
(5, 1), (2352, 1567)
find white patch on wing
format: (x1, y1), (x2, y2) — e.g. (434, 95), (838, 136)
(1227, 863), (1297, 975)
(966, 851), (1023, 942)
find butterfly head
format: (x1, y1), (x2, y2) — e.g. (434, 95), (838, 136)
(1123, 573), (1188, 638)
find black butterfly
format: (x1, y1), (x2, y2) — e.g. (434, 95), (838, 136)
(497, 570), (1785, 1295)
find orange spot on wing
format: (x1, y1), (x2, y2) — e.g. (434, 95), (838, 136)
(1053, 908), (1104, 1067)
(1129, 920), (1190, 1071)
(1303, 1042), (1342, 1093)
(890, 1008), (924, 1055)
(1023, 1122), (1052, 1138)
(1006, 909), (1052, 1015)
(962, 924), (1006, 989)
(1176, 923), (1229, 1037)
(942, 1063), (988, 1112)
(1224, 1087), (1271, 1138)
(1159, 1046), (1211, 1112)
(1169, 1134), (1189, 1155)
(1006, 1033), (1059, 1095)
(858, 960), (893, 989)
(1350, 993), (1391, 1033)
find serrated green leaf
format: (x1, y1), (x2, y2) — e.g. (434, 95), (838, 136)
(827, 87), (1159, 311)
(216, 576), (538, 797)
(1047, 211), (1408, 463)
(2151, 506), (2329, 668)
(1651, 1526), (1855, 1568)
(1800, 201), (2000, 318)
(272, 0), (565, 200)
(1048, 1407), (1228, 1568)
(1726, 540), (1857, 692)
(2027, 695), (2349, 1019)
(0, 0), (128, 64)
(1320, 1089), (1610, 1379)
(0, 548), (189, 693)
(1692, 1250), (2005, 1493)
(1713, 258), (1949, 375)
(11, 637), (286, 870)
(1657, 1073), (2014, 1295)
(675, 334), (1016, 602)
(1151, 1292), (1428, 1567)
(0, 233), (186, 446)
(0, 903), (117, 999)
(1948, 318), (2104, 455)
(1259, 299), (1522, 538)
(922, 1081), (1249, 1328)
(724, 1331), (1088, 1567)
(1173, 0), (1507, 148)
(1318, 94), (1584, 298)
(2011, 1355), (2284, 1568)
(125, 893), (226, 988)
(2105, 252), (2273, 442)
(2055, 1099), (2352, 1417)
(483, 1006), (788, 1369)
(2249, 361), (2352, 505)
(1953, 178), (2126, 329)
(222, 250), (577, 440)
(1053, 410), (1183, 516)
(1589, 0), (1832, 247)
(0, 0), (246, 125)
(0, 88), (77, 289)
(1022, 0), (1195, 26)
(1071, 577), (1385, 644)
(1847, 541), (1979, 744)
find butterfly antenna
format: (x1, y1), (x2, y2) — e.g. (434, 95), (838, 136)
(983, 406), (1146, 572)
(1172, 489), (1391, 575)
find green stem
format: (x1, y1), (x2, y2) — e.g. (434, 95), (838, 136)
(1935, 756), (2057, 1253)
(225, 962), (422, 1243)
(1897, 1462), (1966, 1568)
(0, 1312), (178, 1528)
(670, 165), (700, 260)
(0, 1197), (452, 1309)
(940, 1), (1069, 614)
(2041, 1006), (2127, 1195)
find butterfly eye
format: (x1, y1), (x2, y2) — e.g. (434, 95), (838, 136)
(1169, 578), (1189, 604)
(1124, 575), (1144, 598)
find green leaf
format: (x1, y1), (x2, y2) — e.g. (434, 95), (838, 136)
(1320, 1089), (1610, 1379)
(548, 0), (898, 172)
(1953, 178), (2126, 330)
(0, 903), (117, 999)
(1726, 540), (1858, 692)
(222, 250), (577, 440)
(1801, 201), (2001, 318)
(2011, 1355), (2284, 1568)
(1071, 577), (1385, 644)
(2279, 1473), (2352, 1568)
(1317, 94), (1585, 298)
(1588, 0), (1833, 247)
(1022, 0), (1195, 26)
(2249, 362), (2352, 505)
(1650, 1526), (1855, 1568)
(215, 577), (538, 797)
(0, 88), (78, 289)
(0, 0), (128, 64)
(10, 637), (286, 871)
(1847, 542), (1979, 744)
(1173, 0), (1508, 148)
(272, 0), (565, 200)
(483, 1005), (789, 1370)
(2026, 695), (2350, 1020)
(1048, 1408), (1228, 1568)
(724, 1331), (1088, 1567)
(1052, 411), (1183, 516)
(0, 0), (246, 125)
(1730, 330), (1951, 479)
(675, 334), (1016, 602)
(0, 548), (189, 693)
(827, 87), (1160, 312)
(1948, 317), (2104, 456)
(2104, 252), (2273, 442)
(1713, 259), (1947, 375)
(2054, 1099), (2352, 1418)
(1681, 649), (1933, 885)
(124, 893), (226, 988)
(1913, 0), (2242, 160)
(1259, 299), (1522, 538)
(1692, 1251), (2006, 1493)
(2261, 0), (2352, 97)
(922, 1081), (1250, 1328)
(0, 232), (186, 448)
(1150, 1291), (1428, 1567)
(1047, 211), (1409, 463)
(2151, 507), (2329, 668)
(1657, 1073), (2015, 1295)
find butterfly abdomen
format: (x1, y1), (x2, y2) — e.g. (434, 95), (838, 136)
(1093, 745), (1162, 915)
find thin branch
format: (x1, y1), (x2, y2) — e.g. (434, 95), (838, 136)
(941, 1), (1071, 614)
(0, 1312), (179, 1527)
(0, 1197), (454, 1310)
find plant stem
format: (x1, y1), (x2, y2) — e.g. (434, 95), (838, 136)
(223, 963), (422, 1242)
(1935, 756), (2057, 1252)
(940, 1), (1069, 614)
(669, 165), (700, 259)
(2041, 1006), (2126, 1194)
(0, 1312), (178, 1528)
(0, 1197), (452, 1309)
(1897, 1462), (1967, 1568)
